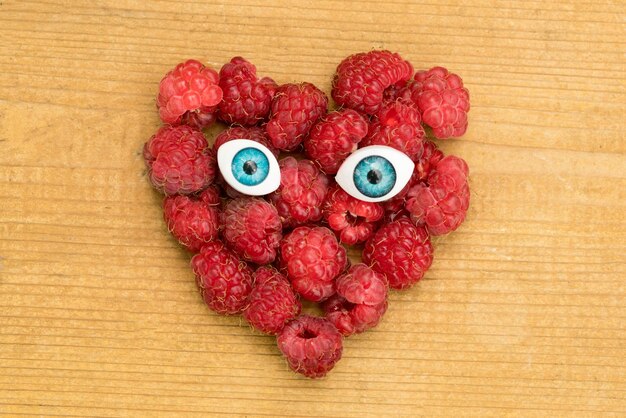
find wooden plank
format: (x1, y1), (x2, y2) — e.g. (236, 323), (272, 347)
(0, 0), (624, 416)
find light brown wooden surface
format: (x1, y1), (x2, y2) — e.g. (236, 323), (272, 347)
(1, 0), (625, 416)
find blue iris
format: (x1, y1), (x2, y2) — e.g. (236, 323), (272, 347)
(231, 147), (270, 186)
(353, 155), (396, 198)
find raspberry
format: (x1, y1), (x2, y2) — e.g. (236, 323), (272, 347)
(382, 140), (444, 217)
(413, 139), (446, 182)
(323, 185), (384, 245)
(362, 218), (433, 290)
(332, 50), (413, 115)
(277, 315), (343, 378)
(266, 83), (328, 151)
(405, 155), (470, 235)
(322, 264), (388, 336)
(163, 185), (220, 252)
(243, 267), (301, 335)
(220, 198), (282, 264)
(268, 157), (330, 228)
(304, 109), (368, 174)
(279, 226), (347, 302)
(218, 57), (277, 126)
(143, 125), (216, 195)
(191, 241), (253, 315)
(213, 126), (278, 157)
(405, 67), (470, 139)
(157, 59), (222, 130)
(360, 101), (425, 161)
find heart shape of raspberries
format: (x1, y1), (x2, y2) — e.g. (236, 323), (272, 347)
(143, 51), (471, 379)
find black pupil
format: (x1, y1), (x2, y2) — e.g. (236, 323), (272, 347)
(243, 160), (257, 175)
(367, 169), (382, 184)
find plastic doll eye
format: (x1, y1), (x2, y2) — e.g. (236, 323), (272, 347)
(217, 139), (280, 196)
(335, 145), (414, 202)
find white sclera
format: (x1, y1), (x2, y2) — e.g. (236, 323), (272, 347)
(335, 145), (415, 203)
(217, 139), (281, 196)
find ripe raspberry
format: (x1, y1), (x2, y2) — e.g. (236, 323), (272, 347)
(220, 198), (282, 264)
(382, 140), (444, 217)
(163, 185), (220, 252)
(332, 50), (413, 115)
(218, 57), (277, 126)
(277, 315), (343, 378)
(143, 125), (216, 195)
(157, 59), (222, 130)
(268, 157), (330, 228)
(322, 264), (388, 336)
(362, 218), (433, 290)
(405, 155), (470, 235)
(360, 101), (425, 161)
(243, 267), (301, 335)
(304, 109), (368, 175)
(323, 185), (384, 245)
(191, 241), (253, 315)
(213, 126), (278, 157)
(413, 139), (446, 182)
(266, 83), (328, 151)
(405, 67), (470, 139)
(279, 226), (347, 302)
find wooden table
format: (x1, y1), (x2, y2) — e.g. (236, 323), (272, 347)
(1, 1), (625, 416)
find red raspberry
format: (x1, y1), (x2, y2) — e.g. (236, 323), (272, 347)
(279, 226), (347, 302)
(332, 50), (413, 115)
(143, 125), (216, 195)
(191, 241), (253, 315)
(323, 185), (384, 245)
(243, 267), (301, 335)
(213, 126), (278, 157)
(405, 155), (470, 235)
(360, 101), (425, 161)
(382, 140), (444, 217)
(218, 57), (277, 126)
(157, 59), (222, 130)
(405, 67), (470, 139)
(268, 157), (330, 228)
(304, 109), (368, 174)
(163, 185), (220, 252)
(322, 264), (388, 336)
(277, 315), (343, 378)
(362, 218), (433, 290)
(220, 198), (282, 264)
(265, 83), (328, 151)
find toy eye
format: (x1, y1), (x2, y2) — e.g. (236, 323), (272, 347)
(335, 145), (414, 202)
(217, 139), (280, 196)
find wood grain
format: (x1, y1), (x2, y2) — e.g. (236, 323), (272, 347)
(1, 0), (625, 416)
